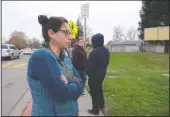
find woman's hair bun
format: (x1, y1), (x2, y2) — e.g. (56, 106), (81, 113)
(38, 15), (48, 26)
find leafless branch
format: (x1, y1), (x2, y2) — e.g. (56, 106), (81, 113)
(112, 25), (124, 42)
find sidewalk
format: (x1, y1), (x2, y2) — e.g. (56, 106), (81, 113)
(77, 89), (104, 116)
(22, 89), (104, 116)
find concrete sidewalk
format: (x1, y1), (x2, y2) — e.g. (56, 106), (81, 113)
(22, 89), (104, 116)
(78, 89), (104, 116)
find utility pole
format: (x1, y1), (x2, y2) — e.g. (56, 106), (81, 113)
(81, 3), (89, 50)
(84, 18), (87, 50)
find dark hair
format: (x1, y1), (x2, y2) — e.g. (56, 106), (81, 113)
(76, 38), (82, 43)
(38, 15), (68, 46)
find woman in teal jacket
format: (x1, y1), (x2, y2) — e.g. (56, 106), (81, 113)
(27, 15), (84, 116)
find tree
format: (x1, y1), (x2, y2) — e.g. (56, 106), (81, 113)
(28, 38), (41, 49)
(76, 16), (93, 46)
(86, 26), (92, 38)
(27, 38), (32, 48)
(86, 26), (93, 44)
(138, 1), (151, 40)
(41, 41), (47, 48)
(112, 25), (124, 42)
(86, 43), (93, 48)
(138, 0), (169, 52)
(69, 16), (84, 47)
(106, 40), (113, 49)
(76, 16), (84, 39)
(71, 39), (77, 47)
(107, 40), (113, 46)
(86, 43), (93, 51)
(126, 27), (137, 40)
(9, 31), (28, 49)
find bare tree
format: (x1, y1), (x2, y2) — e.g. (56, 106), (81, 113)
(76, 16), (84, 38)
(86, 26), (92, 38)
(126, 27), (137, 40)
(112, 25), (124, 42)
(28, 38), (41, 49)
(27, 38), (32, 48)
(122, 34), (128, 41)
(86, 26), (93, 44)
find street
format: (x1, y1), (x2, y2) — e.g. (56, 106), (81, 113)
(2, 54), (31, 116)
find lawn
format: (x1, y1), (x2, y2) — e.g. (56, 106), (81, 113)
(86, 52), (169, 116)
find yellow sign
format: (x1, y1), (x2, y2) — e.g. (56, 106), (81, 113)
(69, 20), (78, 39)
(144, 26), (169, 41)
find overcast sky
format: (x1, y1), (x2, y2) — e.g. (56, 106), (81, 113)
(2, 1), (142, 44)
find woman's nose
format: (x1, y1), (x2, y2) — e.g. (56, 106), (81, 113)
(68, 34), (72, 40)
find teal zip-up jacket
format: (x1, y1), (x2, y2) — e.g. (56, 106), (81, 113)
(27, 48), (85, 116)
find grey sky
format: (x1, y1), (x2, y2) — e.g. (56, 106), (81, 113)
(2, 1), (142, 44)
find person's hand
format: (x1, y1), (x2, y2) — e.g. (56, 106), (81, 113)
(72, 77), (80, 83)
(60, 74), (68, 84)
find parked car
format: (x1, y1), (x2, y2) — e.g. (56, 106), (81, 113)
(31, 49), (37, 54)
(32, 49), (37, 52)
(37, 46), (43, 49)
(1, 44), (20, 60)
(23, 48), (32, 55)
(20, 49), (24, 53)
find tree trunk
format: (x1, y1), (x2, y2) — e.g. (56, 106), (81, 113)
(164, 40), (169, 53)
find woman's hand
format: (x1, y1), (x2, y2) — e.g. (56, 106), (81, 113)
(72, 77), (80, 83)
(60, 74), (68, 84)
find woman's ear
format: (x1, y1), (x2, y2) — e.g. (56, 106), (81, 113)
(48, 29), (54, 39)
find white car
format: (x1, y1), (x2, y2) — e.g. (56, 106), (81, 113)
(20, 49), (24, 53)
(38, 46), (43, 49)
(1, 44), (20, 60)
(32, 49), (37, 52)
(31, 49), (37, 54)
(23, 48), (32, 55)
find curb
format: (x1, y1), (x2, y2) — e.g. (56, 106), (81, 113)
(22, 101), (32, 116)
(21, 85), (104, 116)
(8, 88), (31, 116)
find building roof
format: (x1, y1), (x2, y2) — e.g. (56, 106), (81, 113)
(111, 40), (144, 45)
(2, 43), (15, 46)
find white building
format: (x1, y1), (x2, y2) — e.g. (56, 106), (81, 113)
(110, 40), (144, 52)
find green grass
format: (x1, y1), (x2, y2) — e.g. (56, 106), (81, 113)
(86, 52), (169, 116)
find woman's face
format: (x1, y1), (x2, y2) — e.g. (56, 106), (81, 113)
(77, 39), (84, 47)
(49, 22), (72, 49)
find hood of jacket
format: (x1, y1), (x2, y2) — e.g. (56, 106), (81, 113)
(91, 33), (104, 48)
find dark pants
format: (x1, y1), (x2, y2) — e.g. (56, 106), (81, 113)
(76, 68), (87, 82)
(76, 68), (87, 94)
(88, 78), (105, 112)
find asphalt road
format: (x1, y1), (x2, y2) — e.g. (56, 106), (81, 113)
(2, 53), (31, 116)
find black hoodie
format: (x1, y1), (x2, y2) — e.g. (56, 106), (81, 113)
(86, 33), (110, 80)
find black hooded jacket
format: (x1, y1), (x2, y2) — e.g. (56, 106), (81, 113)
(86, 33), (110, 80)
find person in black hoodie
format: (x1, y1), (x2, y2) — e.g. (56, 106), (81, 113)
(86, 33), (110, 115)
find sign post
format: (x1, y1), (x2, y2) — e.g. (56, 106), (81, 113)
(81, 3), (89, 50)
